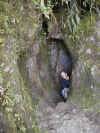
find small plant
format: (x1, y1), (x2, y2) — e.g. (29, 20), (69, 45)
(0, 86), (8, 107)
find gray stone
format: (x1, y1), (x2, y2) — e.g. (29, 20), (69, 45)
(36, 101), (100, 133)
(0, 111), (9, 133)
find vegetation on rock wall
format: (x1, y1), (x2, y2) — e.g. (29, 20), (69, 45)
(0, 1), (42, 133)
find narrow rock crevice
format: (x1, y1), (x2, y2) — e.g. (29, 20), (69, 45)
(17, 37), (73, 106)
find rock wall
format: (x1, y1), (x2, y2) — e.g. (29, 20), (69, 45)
(67, 16), (100, 110)
(0, 1), (44, 133)
(0, 1), (72, 132)
(1, 0), (100, 133)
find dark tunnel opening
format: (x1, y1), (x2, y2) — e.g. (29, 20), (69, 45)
(47, 38), (74, 103)
(48, 38), (73, 76)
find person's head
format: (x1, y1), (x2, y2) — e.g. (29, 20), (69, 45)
(60, 71), (67, 79)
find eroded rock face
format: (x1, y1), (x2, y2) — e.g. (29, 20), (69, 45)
(19, 38), (72, 105)
(71, 17), (100, 109)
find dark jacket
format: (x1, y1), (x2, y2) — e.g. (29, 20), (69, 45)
(61, 79), (70, 89)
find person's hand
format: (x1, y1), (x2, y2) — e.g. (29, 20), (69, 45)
(65, 73), (69, 80)
(67, 76), (69, 80)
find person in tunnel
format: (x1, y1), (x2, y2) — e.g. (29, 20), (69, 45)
(60, 71), (70, 102)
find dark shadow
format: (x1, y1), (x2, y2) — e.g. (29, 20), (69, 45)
(47, 37), (75, 101)
(47, 37), (74, 76)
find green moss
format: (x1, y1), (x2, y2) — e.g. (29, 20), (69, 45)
(0, 1), (43, 132)
(78, 13), (96, 36)
(0, 38), (5, 47)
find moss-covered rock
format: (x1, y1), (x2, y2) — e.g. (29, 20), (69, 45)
(69, 16), (100, 111)
(0, 1), (43, 133)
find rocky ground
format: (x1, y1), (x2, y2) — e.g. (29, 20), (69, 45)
(36, 100), (100, 133)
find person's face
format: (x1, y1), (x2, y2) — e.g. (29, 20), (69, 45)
(61, 72), (66, 79)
